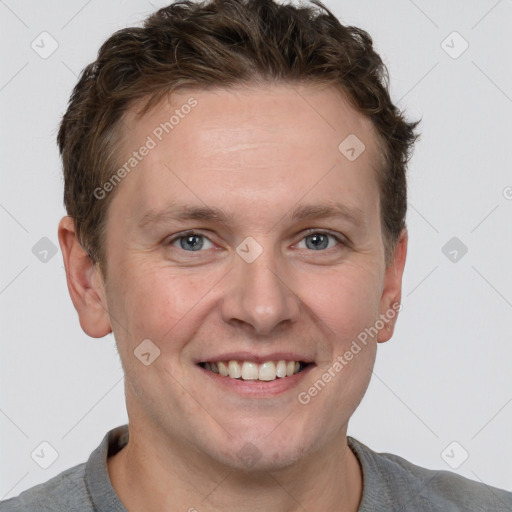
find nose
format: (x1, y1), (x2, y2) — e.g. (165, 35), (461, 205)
(220, 246), (301, 336)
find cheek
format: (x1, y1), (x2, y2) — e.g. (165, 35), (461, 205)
(304, 262), (383, 340)
(107, 260), (219, 347)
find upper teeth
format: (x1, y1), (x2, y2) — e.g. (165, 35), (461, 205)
(202, 360), (303, 381)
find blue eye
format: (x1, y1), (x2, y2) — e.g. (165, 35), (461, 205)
(297, 232), (342, 251)
(170, 233), (214, 252)
(167, 230), (344, 254)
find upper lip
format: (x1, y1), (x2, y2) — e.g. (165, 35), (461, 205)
(196, 352), (315, 364)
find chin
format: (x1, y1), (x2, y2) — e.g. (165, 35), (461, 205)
(208, 420), (315, 473)
(219, 442), (308, 474)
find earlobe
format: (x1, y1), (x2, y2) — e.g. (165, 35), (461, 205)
(377, 228), (408, 343)
(58, 216), (112, 338)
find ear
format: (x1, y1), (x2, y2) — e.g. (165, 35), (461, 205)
(377, 228), (408, 343)
(58, 216), (112, 338)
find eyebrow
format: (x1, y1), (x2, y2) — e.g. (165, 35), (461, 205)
(137, 201), (365, 229)
(138, 205), (229, 229)
(288, 202), (365, 227)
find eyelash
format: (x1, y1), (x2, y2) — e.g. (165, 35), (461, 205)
(166, 229), (346, 253)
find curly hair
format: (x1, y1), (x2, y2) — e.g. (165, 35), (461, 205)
(57, 0), (420, 275)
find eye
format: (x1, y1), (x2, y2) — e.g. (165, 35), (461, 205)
(296, 231), (343, 251)
(168, 231), (215, 252)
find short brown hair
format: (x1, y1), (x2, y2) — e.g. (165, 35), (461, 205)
(57, 0), (420, 275)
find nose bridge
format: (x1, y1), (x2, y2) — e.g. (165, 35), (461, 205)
(221, 241), (300, 335)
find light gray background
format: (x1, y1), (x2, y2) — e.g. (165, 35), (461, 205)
(1, 0), (511, 499)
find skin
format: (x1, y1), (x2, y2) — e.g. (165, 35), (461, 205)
(58, 83), (407, 511)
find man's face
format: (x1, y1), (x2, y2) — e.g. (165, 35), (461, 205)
(97, 84), (404, 470)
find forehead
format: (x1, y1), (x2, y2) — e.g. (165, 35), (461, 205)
(112, 83), (382, 223)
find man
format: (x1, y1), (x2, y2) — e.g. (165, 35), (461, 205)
(1, 0), (511, 510)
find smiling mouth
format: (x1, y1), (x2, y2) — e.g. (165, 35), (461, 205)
(198, 360), (312, 382)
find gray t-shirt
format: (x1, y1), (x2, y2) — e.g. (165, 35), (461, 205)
(1, 424), (511, 511)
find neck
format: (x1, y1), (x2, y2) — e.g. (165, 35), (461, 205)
(107, 422), (363, 512)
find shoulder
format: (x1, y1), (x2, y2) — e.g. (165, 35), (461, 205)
(0, 425), (128, 512)
(0, 462), (92, 512)
(348, 436), (512, 512)
(0, 426), (127, 512)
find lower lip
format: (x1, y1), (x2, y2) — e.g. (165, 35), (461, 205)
(198, 364), (315, 397)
